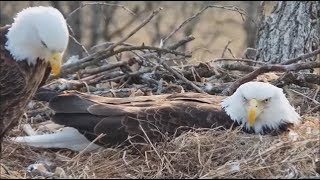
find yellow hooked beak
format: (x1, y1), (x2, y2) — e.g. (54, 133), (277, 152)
(49, 52), (63, 76)
(248, 99), (264, 127)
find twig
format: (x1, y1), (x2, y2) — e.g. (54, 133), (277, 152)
(272, 72), (319, 89)
(107, 9), (142, 39)
(93, 86), (152, 97)
(67, 2), (136, 21)
(67, 23), (75, 36)
(227, 48), (236, 58)
(69, 34), (89, 56)
(289, 89), (320, 105)
(166, 35), (195, 50)
(79, 59), (133, 75)
(105, 7), (162, 53)
(223, 61), (320, 95)
(68, 133), (105, 166)
(305, 105), (320, 114)
(162, 5), (253, 44)
(138, 124), (163, 162)
(280, 48), (320, 65)
(162, 6), (208, 44)
(221, 40), (233, 58)
(112, 45), (191, 57)
(66, 23), (89, 56)
(221, 63), (256, 72)
(122, 151), (129, 166)
(313, 85), (320, 100)
(152, 56), (206, 93)
(213, 58), (267, 65)
(22, 124), (37, 136)
(81, 80), (90, 94)
(132, 35), (195, 67)
(90, 42), (134, 52)
(81, 71), (123, 84)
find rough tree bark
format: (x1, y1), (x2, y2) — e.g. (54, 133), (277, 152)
(255, 1), (320, 65)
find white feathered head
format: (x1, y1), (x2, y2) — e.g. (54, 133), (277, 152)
(221, 82), (301, 134)
(5, 6), (69, 75)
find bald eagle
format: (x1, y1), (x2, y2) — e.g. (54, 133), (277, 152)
(12, 82), (301, 151)
(0, 6), (69, 150)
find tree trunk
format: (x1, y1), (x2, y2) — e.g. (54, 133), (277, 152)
(89, 5), (101, 48)
(103, 1), (119, 42)
(243, 1), (259, 48)
(255, 1), (320, 65)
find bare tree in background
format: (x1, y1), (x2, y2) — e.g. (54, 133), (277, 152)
(255, 1), (320, 65)
(101, 1), (119, 42)
(89, 4), (102, 48)
(51, 1), (65, 16)
(66, 1), (83, 58)
(179, 1), (204, 53)
(243, 1), (259, 48)
(51, 1), (84, 59)
(0, 2), (14, 25)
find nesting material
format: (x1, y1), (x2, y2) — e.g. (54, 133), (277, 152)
(1, 115), (319, 179)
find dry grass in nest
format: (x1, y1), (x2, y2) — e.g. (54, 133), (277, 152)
(1, 114), (319, 179)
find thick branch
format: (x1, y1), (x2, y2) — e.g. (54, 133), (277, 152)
(221, 64), (256, 72)
(222, 61), (320, 95)
(280, 48), (320, 65)
(167, 35), (195, 50)
(272, 72), (320, 89)
(59, 44), (188, 77)
(79, 58), (134, 75)
(213, 58), (267, 65)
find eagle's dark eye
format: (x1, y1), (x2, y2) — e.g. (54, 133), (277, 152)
(264, 98), (271, 103)
(243, 96), (247, 101)
(41, 40), (47, 48)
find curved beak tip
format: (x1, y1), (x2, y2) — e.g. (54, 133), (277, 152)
(49, 53), (63, 76)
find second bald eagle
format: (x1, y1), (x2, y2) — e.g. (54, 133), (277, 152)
(0, 6), (69, 150)
(13, 82), (301, 151)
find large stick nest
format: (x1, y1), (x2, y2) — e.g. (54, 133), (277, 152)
(1, 115), (319, 178)
(1, 2), (320, 179)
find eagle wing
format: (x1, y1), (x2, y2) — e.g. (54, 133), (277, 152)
(0, 26), (29, 138)
(0, 25), (51, 141)
(49, 91), (235, 148)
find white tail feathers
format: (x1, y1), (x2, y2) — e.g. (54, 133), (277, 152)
(10, 127), (102, 152)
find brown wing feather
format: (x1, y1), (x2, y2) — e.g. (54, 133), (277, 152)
(50, 91), (236, 148)
(0, 25), (51, 146)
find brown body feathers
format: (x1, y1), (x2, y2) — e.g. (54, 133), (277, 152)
(0, 25), (51, 149)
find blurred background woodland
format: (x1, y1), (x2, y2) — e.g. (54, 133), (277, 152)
(1, 1), (264, 63)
